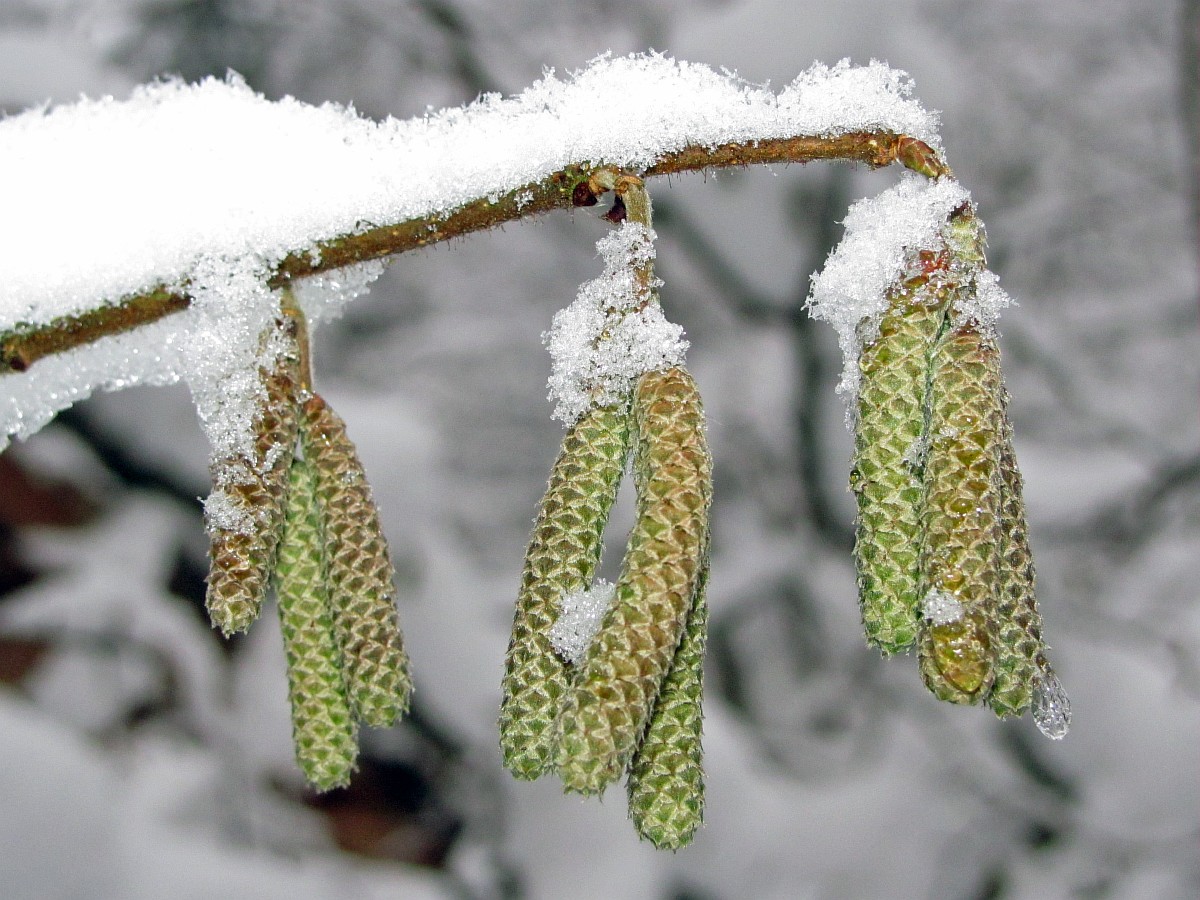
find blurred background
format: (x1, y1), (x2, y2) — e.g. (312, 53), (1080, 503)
(0, 1), (1196, 897)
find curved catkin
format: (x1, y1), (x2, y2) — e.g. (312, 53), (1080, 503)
(853, 259), (950, 655)
(917, 322), (1004, 704)
(555, 367), (712, 795)
(205, 322), (301, 636)
(275, 456), (358, 790)
(987, 410), (1046, 718)
(626, 559), (708, 851)
(499, 401), (632, 779)
(301, 394), (411, 727)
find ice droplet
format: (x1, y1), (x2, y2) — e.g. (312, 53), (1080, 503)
(1032, 664), (1071, 740)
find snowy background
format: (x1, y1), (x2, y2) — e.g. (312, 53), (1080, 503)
(1, 1), (1197, 898)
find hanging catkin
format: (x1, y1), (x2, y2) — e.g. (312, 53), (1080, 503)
(987, 409), (1046, 718)
(300, 394), (412, 727)
(205, 319), (300, 636)
(555, 366), (711, 795)
(499, 399), (631, 778)
(626, 558), (708, 850)
(917, 321), (1004, 703)
(852, 252), (950, 655)
(275, 455), (358, 790)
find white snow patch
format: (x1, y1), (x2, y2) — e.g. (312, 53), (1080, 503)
(203, 486), (257, 536)
(953, 266), (1011, 331)
(921, 589), (964, 626)
(1, 53), (940, 452)
(550, 580), (617, 665)
(807, 174), (971, 405)
(544, 223), (687, 424)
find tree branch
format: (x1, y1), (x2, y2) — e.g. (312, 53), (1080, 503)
(0, 131), (946, 375)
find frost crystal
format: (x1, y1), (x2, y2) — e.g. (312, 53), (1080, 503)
(550, 580), (616, 665)
(544, 223), (687, 424)
(1032, 665), (1072, 740)
(921, 589), (964, 626)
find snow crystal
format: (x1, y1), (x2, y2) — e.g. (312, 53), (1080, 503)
(290, 260), (386, 330)
(0, 53), (942, 452)
(202, 488), (255, 536)
(807, 175), (971, 405)
(953, 266), (1011, 331)
(550, 580), (617, 665)
(921, 589), (964, 626)
(544, 223), (687, 424)
(1032, 664), (1071, 740)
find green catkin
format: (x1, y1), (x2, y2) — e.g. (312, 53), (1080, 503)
(917, 322), (1005, 703)
(626, 559), (708, 851)
(275, 455), (358, 790)
(205, 319), (301, 636)
(987, 408), (1046, 718)
(499, 400), (632, 778)
(852, 255), (950, 655)
(555, 367), (712, 795)
(301, 394), (412, 727)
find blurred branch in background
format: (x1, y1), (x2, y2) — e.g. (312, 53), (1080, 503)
(0, 0), (1197, 898)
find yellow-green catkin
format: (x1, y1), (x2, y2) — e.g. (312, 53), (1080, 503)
(626, 559), (708, 850)
(275, 455), (358, 790)
(555, 367), (712, 795)
(499, 400), (632, 778)
(987, 409), (1046, 718)
(852, 254), (950, 655)
(205, 320), (301, 636)
(301, 394), (411, 727)
(917, 322), (1005, 704)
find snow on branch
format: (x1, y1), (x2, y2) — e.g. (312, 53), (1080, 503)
(0, 52), (947, 455)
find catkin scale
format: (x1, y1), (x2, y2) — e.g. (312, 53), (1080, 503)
(275, 456), (358, 790)
(499, 401), (632, 778)
(852, 264), (949, 655)
(301, 394), (411, 727)
(555, 367), (711, 795)
(626, 558), (708, 850)
(205, 321), (301, 636)
(917, 322), (1005, 703)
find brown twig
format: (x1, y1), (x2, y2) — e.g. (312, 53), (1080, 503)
(0, 131), (947, 375)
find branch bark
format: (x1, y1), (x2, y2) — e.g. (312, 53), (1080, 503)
(0, 130), (946, 375)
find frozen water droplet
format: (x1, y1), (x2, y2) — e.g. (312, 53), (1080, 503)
(1032, 665), (1071, 740)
